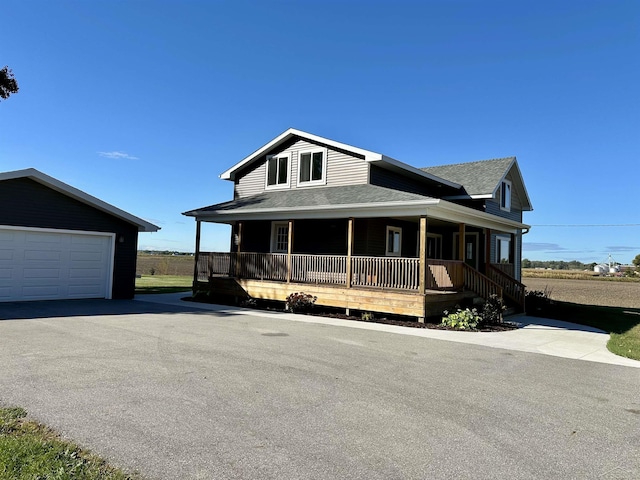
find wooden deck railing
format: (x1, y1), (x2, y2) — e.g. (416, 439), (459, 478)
(488, 264), (526, 309)
(236, 252), (288, 281)
(492, 263), (514, 277)
(195, 252), (508, 299)
(425, 259), (464, 290)
(351, 256), (420, 290)
(197, 252), (233, 281)
(462, 263), (502, 301)
(291, 254), (347, 285)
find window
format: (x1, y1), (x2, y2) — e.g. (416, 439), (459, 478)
(271, 222), (289, 253)
(500, 179), (512, 212)
(386, 226), (402, 256)
(298, 149), (326, 185)
(266, 154), (290, 188)
(417, 232), (442, 259)
(497, 236), (511, 263)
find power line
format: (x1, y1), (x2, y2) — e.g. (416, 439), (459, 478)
(531, 224), (640, 227)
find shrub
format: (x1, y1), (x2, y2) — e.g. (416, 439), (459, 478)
(285, 292), (317, 313)
(361, 312), (375, 322)
(525, 287), (552, 314)
(239, 297), (257, 308)
(441, 308), (482, 330)
(481, 294), (506, 325)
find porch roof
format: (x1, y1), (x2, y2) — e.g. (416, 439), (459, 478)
(183, 184), (530, 233)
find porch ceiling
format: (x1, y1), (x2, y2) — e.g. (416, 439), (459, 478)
(183, 184), (529, 234)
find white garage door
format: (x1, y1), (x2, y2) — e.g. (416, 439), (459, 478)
(0, 227), (113, 302)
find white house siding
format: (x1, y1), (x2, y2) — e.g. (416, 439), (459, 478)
(234, 138), (369, 198)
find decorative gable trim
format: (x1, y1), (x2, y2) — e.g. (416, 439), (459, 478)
(220, 128), (461, 189)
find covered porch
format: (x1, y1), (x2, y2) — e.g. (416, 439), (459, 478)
(190, 214), (526, 320)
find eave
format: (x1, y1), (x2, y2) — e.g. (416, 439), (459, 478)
(185, 198), (529, 234)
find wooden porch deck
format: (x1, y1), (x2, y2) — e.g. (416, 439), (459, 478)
(197, 277), (477, 319)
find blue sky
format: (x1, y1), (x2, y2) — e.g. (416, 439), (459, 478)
(2, 0), (639, 264)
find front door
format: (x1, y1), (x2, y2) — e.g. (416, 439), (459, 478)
(453, 232), (480, 270)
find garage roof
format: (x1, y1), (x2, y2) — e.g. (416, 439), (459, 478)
(0, 168), (160, 232)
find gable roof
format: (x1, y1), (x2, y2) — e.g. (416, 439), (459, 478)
(0, 168), (160, 232)
(220, 128), (461, 189)
(421, 157), (533, 210)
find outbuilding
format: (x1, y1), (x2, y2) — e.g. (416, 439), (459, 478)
(0, 168), (159, 302)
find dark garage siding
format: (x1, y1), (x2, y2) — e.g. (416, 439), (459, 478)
(0, 178), (139, 299)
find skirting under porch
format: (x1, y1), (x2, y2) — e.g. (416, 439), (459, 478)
(195, 277), (479, 320)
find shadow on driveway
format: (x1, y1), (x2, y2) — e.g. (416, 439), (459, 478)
(0, 298), (231, 321)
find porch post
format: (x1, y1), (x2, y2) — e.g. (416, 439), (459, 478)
(235, 221), (243, 277)
(485, 228), (492, 272)
(286, 220), (294, 283)
(192, 220), (201, 285)
(458, 223), (466, 262)
(346, 218), (354, 288)
(418, 216), (427, 295)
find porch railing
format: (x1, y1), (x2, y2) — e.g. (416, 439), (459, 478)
(488, 264), (526, 309)
(426, 259), (464, 290)
(462, 263), (503, 301)
(291, 254), (347, 285)
(195, 252), (510, 300)
(235, 252), (288, 281)
(492, 263), (514, 278)
(351, 256), (420, 290)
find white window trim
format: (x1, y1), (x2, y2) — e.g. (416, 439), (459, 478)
(500, 179), (512, 212)
(297, 147), (327, 187)
(270, 221), (289, 253)
(265, 153), (291, 190)
(496, 234), (511, 264)
(386, 226), (402, 257)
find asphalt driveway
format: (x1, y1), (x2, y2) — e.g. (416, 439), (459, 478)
(0, 298), (639, 479)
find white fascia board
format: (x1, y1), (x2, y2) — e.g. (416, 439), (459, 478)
(193, 199), (440, 223)
(509, 160), (533, 211)
(0, 168), (160, 232)
(442, 193), (494, 200)
(372, 155), (462, 189)
(432, 200), (530, 233)
(192, 198), (529, 233)
(488, 158), (533, 211)
(220, 128), (385, 181)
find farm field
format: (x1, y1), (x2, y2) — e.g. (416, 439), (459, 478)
(136, 253), (194, 276)
(523, 277), (640, 309)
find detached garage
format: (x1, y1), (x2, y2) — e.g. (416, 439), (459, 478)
(0, 168), (159, 302)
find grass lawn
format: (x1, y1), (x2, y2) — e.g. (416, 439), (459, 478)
(135, 275), (192, 295)
(533, 301), (640, 361)
(0, 407), (137, 479)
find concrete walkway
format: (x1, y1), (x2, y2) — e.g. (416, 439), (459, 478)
(136, 293), (640, 368)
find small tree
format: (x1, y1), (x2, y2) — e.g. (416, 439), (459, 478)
(633, 254), (640, 269)
(0, 66), (19, 101)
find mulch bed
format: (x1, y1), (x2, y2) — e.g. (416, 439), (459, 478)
(309, 310), (519, 332)
(186, 296), (519, 332)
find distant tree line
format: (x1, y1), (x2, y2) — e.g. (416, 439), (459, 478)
(524, 257), (640, 270)
(138, 250), (194, 256)
(522, 259), (596, 270)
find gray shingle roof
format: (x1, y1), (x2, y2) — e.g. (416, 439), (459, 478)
(184, 184), (435, 215)
(420, 157), (515, 196)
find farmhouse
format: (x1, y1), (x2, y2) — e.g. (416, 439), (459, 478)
(0, 168), (159, 302)
(184, 129), (532, 320)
